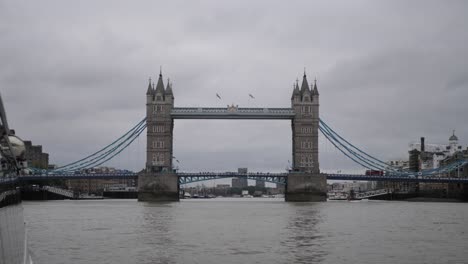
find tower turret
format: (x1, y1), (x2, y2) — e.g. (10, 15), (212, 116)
(312, 78), (319, 96)
(146, 77), (152, 95)
(291, 70), (318, 173)
(146, 69), (174, 172)
(311, 79), (319, 105)
(300, 73), (311, 102)
(154, 71), (165, 101)
(146, 78), (154, 104)
(165, 78), (174, 104)
(291, 80), (301, 104)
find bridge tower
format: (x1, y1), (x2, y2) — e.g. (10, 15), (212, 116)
(145, 72), (174, 172)
(287, 72), (326, 201)
(139, 70), (179, 202)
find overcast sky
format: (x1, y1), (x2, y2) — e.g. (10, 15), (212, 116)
(1, 1), (467, 173)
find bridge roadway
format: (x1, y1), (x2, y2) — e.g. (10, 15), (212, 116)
(171, 107), (296, 119)
(12, 172), (468, 185)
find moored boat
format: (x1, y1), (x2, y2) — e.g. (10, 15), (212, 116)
(0, 92), (33, 264)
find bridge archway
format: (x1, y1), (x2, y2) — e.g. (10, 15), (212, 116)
(140, 72), (327, 202)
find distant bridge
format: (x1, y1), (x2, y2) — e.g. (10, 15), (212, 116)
(13, 172), (468, 185)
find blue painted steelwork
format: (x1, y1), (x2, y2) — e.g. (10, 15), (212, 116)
(29, 118), (147, 175)
(19, 173), (138, 181)
(177, 172), (288, 185)
(326, 173), (468, 183)
(18, 172), (468, 184)
(319, 118), (468, 177)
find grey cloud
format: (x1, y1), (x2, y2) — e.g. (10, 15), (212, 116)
(1, 0), (467, 172)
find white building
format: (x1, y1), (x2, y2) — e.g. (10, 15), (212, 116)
(407, 131), (463, 169)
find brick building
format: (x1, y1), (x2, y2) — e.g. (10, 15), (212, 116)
(23, 141), (49, 169)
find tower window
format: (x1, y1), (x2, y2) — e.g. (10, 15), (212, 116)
(156, 96), (162, 101)
(300, 155), (313, 167)
(301, 141), (312, 149)
(153, 125), (165, 133)
(153, 140), (165, 148)
(152, 154), (164, 165)
(301, 106), (311, 113)
(157, 141), (165, 148)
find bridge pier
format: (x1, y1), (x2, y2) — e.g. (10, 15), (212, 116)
(137, 172), (179, 202)
(285, 172), (327, 202)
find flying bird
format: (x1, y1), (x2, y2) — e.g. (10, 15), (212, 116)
(176, 159), (180, 163)
(249, 94), (255, 99)
(216, 93), (221, 99)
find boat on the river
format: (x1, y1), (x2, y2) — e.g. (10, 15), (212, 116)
(0, 91), (33, 264)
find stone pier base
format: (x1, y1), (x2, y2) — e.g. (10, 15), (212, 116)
(138, 172), (179, 202)
(285, 172), (327, 202)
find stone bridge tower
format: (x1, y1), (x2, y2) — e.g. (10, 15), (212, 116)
(145, 71), (174, 172)
(287, 72), (326, 201)
(140, 70), (179, 202)
(291, 72), (319, 173)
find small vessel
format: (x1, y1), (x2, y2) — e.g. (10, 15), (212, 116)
(327, 192), (349, 201)
(0, 91), (33, 264)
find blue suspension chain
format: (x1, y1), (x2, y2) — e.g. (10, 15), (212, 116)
(56, 122), (147, 173)
(53, 117), (147, 171)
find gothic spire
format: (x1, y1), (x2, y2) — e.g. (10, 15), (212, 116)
(165, 78), (173, 97)
(300, 71), (310, 95)
(155, 70), (165, 94)
(146, 77), (152, 95)
(291, 83), (296, 99)
(312, 78), (319, 95)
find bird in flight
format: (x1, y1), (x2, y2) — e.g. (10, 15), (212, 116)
(249, 94), (255, 99)
(216, 93), (221, 99)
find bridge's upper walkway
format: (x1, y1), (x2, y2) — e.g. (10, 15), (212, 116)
(171, 107), (295, 119)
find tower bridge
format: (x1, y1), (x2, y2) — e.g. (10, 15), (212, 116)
(140, 70), (325, 202)
(18, 70), (468, 201)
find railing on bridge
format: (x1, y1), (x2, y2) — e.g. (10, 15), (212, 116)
(171, 107), (295, 119)
(19, 172), (138, 181)
(177, 172), (288, 185)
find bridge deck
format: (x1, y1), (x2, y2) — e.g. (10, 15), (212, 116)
(171, 107), (295, 119)
(15, 172), (468, 184)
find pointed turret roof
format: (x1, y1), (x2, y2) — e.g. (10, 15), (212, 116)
(312, 78), (319, 95)
(146, 77), (152, 95)
(291, 79), (300, 99)
(155, 71), (165, 94)
(165, 78), (173, 97)
(300, 72), (310, 95)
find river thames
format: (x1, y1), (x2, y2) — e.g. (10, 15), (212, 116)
(23, 199), (468, 264)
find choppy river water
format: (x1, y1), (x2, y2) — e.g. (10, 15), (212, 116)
(23, 198), (468, 264)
